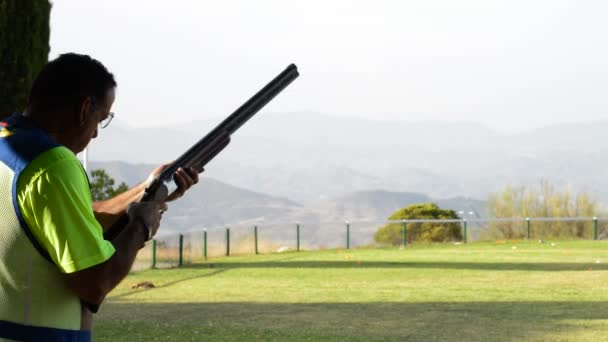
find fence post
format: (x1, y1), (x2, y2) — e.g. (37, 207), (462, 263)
(151, 239), (156, 269)
(402, 222), (407, 247)
(463, 220), (468, 243)
(593, 217), (598, 240)
(526, 218), (531, 240)
(346, 221), (350, 249)
(226, 227), (230, 256)
(296, 223), (300, 252)
(178, 234), (184, 266)
(254, 226), (259, 255)
(203, 229), (207, 260)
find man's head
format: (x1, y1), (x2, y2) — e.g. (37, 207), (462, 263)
(26, 53), (117, 154)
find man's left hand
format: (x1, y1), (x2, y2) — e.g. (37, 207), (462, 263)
(148, 163), (201, 202)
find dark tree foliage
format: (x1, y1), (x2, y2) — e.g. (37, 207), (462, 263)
(374, 203), (462, 245)
(89, 169), (129, 201)
(0, 0), (51, 119)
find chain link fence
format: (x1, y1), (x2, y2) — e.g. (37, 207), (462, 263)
(133, 217), (608, 270)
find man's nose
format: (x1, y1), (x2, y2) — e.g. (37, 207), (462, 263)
(92, 127), (98, 139)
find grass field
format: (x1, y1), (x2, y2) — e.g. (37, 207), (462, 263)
(94, 240), (608, 341)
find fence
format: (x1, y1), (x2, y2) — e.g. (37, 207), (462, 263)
(131, 216), (608, 270)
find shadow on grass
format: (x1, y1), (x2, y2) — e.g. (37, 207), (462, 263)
(110, 268), (227, 300)
(96, 301), (608, 341)
(184, 260), (608, 272)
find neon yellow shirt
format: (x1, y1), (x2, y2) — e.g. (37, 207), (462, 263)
(16, 146), (115, 273)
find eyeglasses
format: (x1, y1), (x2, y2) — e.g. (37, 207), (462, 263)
(99, 112), (114, 129)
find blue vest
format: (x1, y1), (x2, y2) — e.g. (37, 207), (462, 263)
(0, 114), (91, 341)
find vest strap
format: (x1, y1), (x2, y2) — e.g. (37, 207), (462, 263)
(0, 319), (91, 342)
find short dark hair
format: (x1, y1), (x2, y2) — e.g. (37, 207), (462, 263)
(27, 53), (117, 115)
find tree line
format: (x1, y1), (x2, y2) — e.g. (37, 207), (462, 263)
(374, 180), (603, 245)
(485, 180), (600, 239)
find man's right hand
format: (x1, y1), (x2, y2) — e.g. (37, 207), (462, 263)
(126, 184), (168, 239)
(68, 184), (170, 306)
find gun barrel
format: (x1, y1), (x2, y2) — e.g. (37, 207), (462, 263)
(221, 64), (299, 134)
(188, 135), (231, 172)
(104, 64), (298, 243)
(158, 64), (299, 182)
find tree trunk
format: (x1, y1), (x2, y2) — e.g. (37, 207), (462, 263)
(0, 0), (51, 119)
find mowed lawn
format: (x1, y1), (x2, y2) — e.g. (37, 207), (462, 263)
(94, 241), (608, 341)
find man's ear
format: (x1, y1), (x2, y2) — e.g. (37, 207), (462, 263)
(77, 97), (93, 127)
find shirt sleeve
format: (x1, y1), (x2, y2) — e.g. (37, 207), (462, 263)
(17, 152), (116, 274)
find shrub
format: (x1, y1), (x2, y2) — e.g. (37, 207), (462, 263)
(374, 203), (462, 245)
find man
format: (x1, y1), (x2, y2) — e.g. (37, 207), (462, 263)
(0, 53), (199, 341)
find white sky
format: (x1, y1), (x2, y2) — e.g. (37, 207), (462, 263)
(50, 0), (608, 132)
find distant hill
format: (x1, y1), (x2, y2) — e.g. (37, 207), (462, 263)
(435, 197), (486, 219)
(89, 162), (487, 243)
(89, 161), (151, 186)
(86, 112), (608, 204)
(89, 161), (302, 233)
(309, 190), (431, 222)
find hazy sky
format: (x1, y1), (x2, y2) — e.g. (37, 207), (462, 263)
(50, 0), (608, 132)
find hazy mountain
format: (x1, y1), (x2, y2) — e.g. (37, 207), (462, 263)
(309, 190), (431, 222)
(89, 162), (488, 241)
(435, 197), (486, 218)
(86, 112), (608, 204)
(89, 161), (303, 232)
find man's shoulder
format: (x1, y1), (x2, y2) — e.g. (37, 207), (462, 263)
(30, 146), (78, 166)
(18, 146), (86, 190)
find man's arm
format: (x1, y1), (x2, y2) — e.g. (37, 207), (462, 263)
(93, 182), (147, 230)
(18, 155), (170, 304)
(67, 200), (165, 304)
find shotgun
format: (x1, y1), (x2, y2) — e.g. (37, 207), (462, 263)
(104, 63), (299, 240)
(86, 64), (298, 314)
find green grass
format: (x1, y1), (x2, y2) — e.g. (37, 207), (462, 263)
(94, 240), (608, 341)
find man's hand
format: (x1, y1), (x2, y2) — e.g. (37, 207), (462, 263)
(127, 184), (168, 238)
(70, 184), (170, 306)
(148, 163), (201, 202)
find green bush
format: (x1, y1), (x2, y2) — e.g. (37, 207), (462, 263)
(374, 203), (462, 245)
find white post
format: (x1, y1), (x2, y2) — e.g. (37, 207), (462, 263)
(83, 147), (88, 173)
